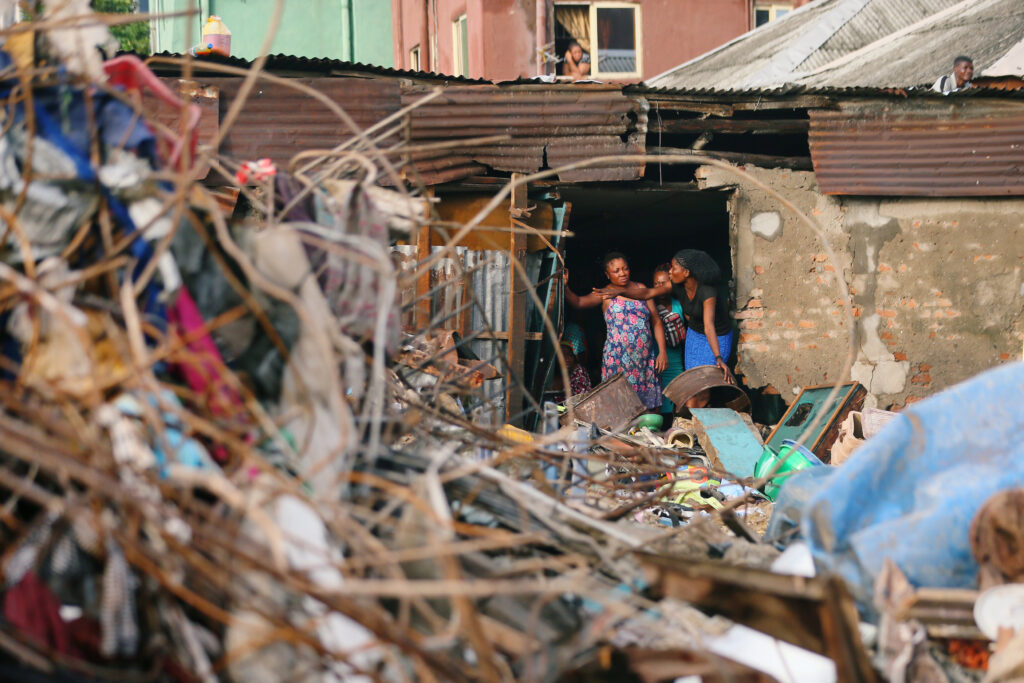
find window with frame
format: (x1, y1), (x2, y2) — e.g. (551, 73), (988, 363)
(409, 45), (421, 71)
(754, 2), (793, 27)
(553, 2), (641, 79)
(452, 14), (468, 77)
(591, 2), (641, 78)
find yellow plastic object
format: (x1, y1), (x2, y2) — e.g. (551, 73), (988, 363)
(202, 16), (232, 57)
(497, 424), (535, 445)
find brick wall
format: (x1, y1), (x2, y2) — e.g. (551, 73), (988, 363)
(698, 165), (1024, 408)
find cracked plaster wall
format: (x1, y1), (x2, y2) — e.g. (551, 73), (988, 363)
(697, 165), (1024, 408)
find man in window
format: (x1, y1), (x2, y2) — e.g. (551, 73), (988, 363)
(561, 40), (591, 80)
(933, 56), (974, 94)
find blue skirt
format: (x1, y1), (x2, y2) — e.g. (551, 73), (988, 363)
(684, 328), (734, 369)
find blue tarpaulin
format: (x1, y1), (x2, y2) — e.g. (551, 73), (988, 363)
(766, 362), (1024, 616)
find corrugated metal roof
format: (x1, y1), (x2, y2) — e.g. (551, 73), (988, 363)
(203, 76), (404, 170)
(402, 84), (648, 183)
(146, 51), (490, 84)
(808, 107), (1024, 196)
(796, 0), (963, 72)
(797, 0), (1024, 88)
(647, 0), (1024, 90)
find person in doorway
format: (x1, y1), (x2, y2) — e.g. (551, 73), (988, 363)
(933, 55), (974, 93)
(653, 263), (685, 418)
(561, 40), (591, 80)
(564, 253), (667, 410)
(594, 249), (734, 409)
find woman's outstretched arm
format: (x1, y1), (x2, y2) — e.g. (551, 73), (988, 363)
(593, 281), (670, 301)
(564, 269), (602, 308)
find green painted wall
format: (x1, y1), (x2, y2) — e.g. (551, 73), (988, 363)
(151, 0), (393, 65)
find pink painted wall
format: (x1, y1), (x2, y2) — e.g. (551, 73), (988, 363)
(393, 1), (770, 82)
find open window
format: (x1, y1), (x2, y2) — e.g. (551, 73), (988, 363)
(452, 14), (468, 77)
(409, 45), (421, 71)
(554, 2), (641, 80)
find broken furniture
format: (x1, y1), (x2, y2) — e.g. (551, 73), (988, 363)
(765, 382), (866, 463)
(690, 407), (764, 478)
(637, 552), (879, 682)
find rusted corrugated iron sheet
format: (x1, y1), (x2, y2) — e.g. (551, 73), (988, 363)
(402, 85), (647, 183)
(809, 109), (1024, 196)
(197, 77), (403, 170)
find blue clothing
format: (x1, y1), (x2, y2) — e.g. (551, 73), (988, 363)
(684, 328), (733, 370)
(660, 299), (685, 413)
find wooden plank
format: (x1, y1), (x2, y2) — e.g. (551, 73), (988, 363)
(638, 553), (879, 683)
(506, 174), (528, 424)
(650, 117), (810, 135)
(474, 331), (543, 341)
(733, 95), (837, 111)
(415, 204), (432, 331)
(647, 99), (735, 117)
(431, 194), (554, 252)
(649, 146), (813, 171)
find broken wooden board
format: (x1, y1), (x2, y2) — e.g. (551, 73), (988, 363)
(637, 552), (878, 683)
(690, 407), (764, 478)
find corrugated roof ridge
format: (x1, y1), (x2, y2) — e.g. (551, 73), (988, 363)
(143, 51), (493, 84)
(644, 0), (835, 86)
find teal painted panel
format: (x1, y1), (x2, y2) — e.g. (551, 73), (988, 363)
(690, 408), (764, 478)
(353, 0), (394, 67)
(210, 0), (348, 60)
(151, 0), (391, 65)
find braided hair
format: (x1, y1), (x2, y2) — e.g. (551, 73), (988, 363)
(672, 249), (721, 285)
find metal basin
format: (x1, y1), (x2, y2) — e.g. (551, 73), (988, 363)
(663, 365), (751, 415)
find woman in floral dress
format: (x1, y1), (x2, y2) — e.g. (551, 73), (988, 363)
(565, 252), (667, 410)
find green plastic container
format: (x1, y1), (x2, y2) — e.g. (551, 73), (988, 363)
(753, 439), (824, 501)
(636, 413), (664, 430)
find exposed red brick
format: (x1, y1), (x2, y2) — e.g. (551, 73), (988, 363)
(911, 373), (931, 385)
(919, 364), (932, 372)
(814, 253), (829, 262)
(739, 333), (761, 343)
(1001, 353), (1012, 360)
(754, 265), (764, 275)
(746, 299), (762, 308)
(740, 320), (764, 330)
(879, 331), (894, 340)
(798, 320), (815, 329)
(878, 263), (893, 272)
(893, 352), (908, 361)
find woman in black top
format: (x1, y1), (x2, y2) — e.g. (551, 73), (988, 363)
(595, 250), (734, 407)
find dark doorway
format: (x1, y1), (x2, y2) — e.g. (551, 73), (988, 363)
(555, 184), (733, 387)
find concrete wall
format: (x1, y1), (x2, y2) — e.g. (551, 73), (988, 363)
(698, 165), (1024, 408)
(392, 0), (753, 81)
(392, 0), (535, 80)
(151, 0), (394, 65)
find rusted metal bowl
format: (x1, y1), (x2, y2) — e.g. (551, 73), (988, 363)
(663, 366), (751, 415)
(565, 372), (646, 431)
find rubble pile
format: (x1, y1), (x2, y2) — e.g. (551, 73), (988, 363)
(1, 7), (1023, 683)
(0, 9), (782, 682)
